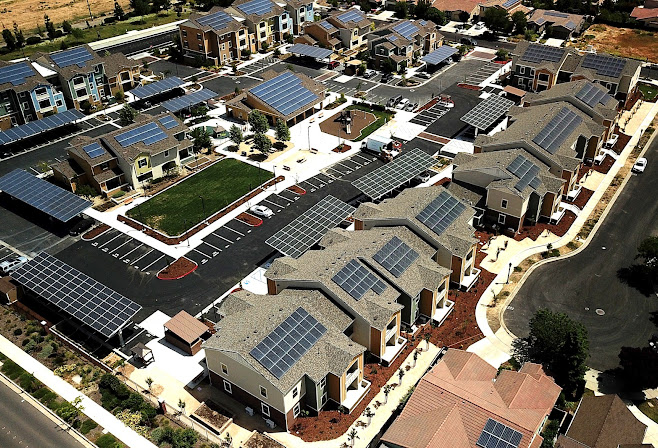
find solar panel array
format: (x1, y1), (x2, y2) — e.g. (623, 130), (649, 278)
(520, 44), (565, 63)
(416, 190), (467, 236)
(265, 195), (355, 258)
(50, 46), (94, 68)
(337, 9), (363, 24)
(196, 10), (234, 30)
(421, 46), (457, 65)
(249, 307), (326, 379)
(373, 236), (419, 278)
(544, 11), (569, 18)
(162, 88), (218, 113)
(387, 35), (398, 42)
(287, 43), (334, 59)
(0, 169), (90, 222)
(476, 418), (523, 448)
(250, 72), (318, 117)
(576, 82), (613, 107)
(502, 0), (520, 7)
(507, 155), (542, 192)
(83, 142), (106, 159)
(532, 107), (582, 154)
(332, 259), (388, 300)
(392, 21), (419, 39)
(581, 53), (626, 78)
(460, 94), (514, 130)
(564, 20), (577, 30)
(115, 122), (167, 147)
(130, 76), (184, 99)
(535, 17), (546, 25)
(11, 253), (142, 339)
(352, 148), (436, 199)
(158, 115), (179, 130)
(0, 109), (85, 145)
(236, 0), (274, 16)
(319, 20), (335, 30)
(0, 62), (35, 86)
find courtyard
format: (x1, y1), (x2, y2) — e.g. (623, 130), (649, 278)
(319, 104), (394, 142)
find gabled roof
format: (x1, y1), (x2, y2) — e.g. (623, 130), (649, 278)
(527, 9), (585, 31)
(183, 7), (246, 34)
(0, 60), (49, 93)
(328, 7), (371, 29)
(523, 80), (618, 122)
(164, 311), (209, 345)
(431, 0), (480, 14)
(32, 45), (105, 80)
(631, 6), (658, 19)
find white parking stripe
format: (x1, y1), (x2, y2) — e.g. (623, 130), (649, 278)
(110, 239), (131, 253)
(274, 194), (292, 204)
(261, 198), (284, 210)
(223, 226), (244, 237)
(132, 248), (154, 265)
(203, 241), (222, 253)
(212, 233), (234, 244)
(98, 234), (122, 249)
(194, 248), (211, 258)
(121, 244), (144, 259)
(141, 255), (164, 272)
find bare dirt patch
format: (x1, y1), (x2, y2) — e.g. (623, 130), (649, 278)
(194, 401), (232, 430)
(573, 25), (658, 62)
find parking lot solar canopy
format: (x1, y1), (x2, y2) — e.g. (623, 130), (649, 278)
(236, 0), (274, 15)
(352, 148), (436, 199)
(250, 72), (319, 117)
(416, 190), (467, 236)
(0, 109), (84, 145)
(460, 94), (514, 130)
(532, 107), (582, 154)
(50, 46), (94, 68)
(11, 253), (142, 339)
(162, 88), (218, 113)
(131, 76), (184, 100)
(265, 195), (355, 258)
(0, 62), (36, 86)
(287, 44), (333, 60)
(0, 169), (90, 222)
(421, 46), (457, 65)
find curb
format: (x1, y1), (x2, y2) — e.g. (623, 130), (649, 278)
(236, 212), (263, 227)
(156, 258), (198, 280)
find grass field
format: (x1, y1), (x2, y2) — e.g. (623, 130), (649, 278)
(346, 104), (394, 142)
(639, 84), (658, 102)
(637, 398), (658, 423)
(127, 159), (272, 236)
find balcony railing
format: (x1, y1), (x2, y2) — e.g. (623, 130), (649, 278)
(345, 368), (359, 387)
(385, 326), (397, 342)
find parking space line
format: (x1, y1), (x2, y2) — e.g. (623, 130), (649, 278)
(121, 244), (144, 259)
(223, 226), (244, 237)
(98, 234), (122, 249)
(194, 248), (211, 258)
(261, 198), (284, 210)
(274, 194), (292, 204)
(211, 233), (234, 244)
(132, 249), (154, 266)
(203, 241), (222, 253)
(302, 179), (320, 190)
(141, 254), (164, 272)
(109, 239), (131, 254)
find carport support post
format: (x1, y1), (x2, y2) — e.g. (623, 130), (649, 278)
(118, 327), (125, 347)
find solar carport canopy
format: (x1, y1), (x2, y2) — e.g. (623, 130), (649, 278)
(287, 44), (334, 60)
(0, 169), (90, 222)
(352, 148), (436, 199)
(0, 109), (84, 145)
(11, 253), (142, 339)
(422, 46), (457, 65)
(460, 94), (514, 130)
(131, 76), (185, 100)
(162, 88), (218, 113)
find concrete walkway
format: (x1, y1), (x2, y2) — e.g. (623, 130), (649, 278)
(0, 334), (157, 448)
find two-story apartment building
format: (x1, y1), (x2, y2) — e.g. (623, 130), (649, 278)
(284, 0), (314, 34)
(325, 7), (372, 51)
(353, 187), (481, 291)
(301, 20), (343, 50)
(101, 53), (142, 97)
(368, 20), (442, 71)
(228, 0), (292, 52)
(205, 289), (369, 429)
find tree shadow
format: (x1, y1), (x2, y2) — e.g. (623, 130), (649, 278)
(248, 153), (267, 162)
(616, 264), (655, 296)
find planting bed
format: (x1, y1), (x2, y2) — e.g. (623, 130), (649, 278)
(287, 185), (306, 195)
(236, 212), (263, 226)
(157, 257), (197, 280)
(82, 224), (110, 240)
(194, 400), (232, 430)
(245, 432), (285, 448)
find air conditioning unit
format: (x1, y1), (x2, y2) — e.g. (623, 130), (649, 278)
(245, 407), (254, 416)
(265, 419), (276, 429)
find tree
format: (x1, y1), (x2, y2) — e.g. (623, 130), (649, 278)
(397, 367), (405, 385)
(191, 127), (211, 152)
(13, 23), (25, 49)
(512, 309), (589, 397)
(483, 8), (511, 34)
(618, 346), (658, 390)
(363, 407), (374, 426)
(458, 11), (470, 24)
(56, 396), (84, 426)
(2, 29), (16, 51)
(130, 0), (151, 16)
(119, 104), (138, 125)
(62, 20), (73, 34)
(114, 90), (125, 102)
(394, 1), (409, 19)
(425, 7), (446, 25)
(229, 124), (243, 147)
(347, 428), (359, 447)
(177, 398), (187, 416)
(44, 14), (56, 40)
(145, 377), (153, 392)
(275, 119), (290, 142)
(495, 48), (509, 61)
(152, 0), (171, 11)
(248, 110), (268, 134)
(253, 132), (271, 154)
(423, 331), (431, 350)
(414, 0), (430, 19)
(511, 10), (527, 34)
(636, 236), (658, 273)
(172, 428), (198, 448)
(114, 1), (125, 20)
(383, 384), (393, 403)
(413, 348), (419, 367)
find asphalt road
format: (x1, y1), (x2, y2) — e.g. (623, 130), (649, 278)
(0, 380), (82, 448)
(504, 136), (658, 372)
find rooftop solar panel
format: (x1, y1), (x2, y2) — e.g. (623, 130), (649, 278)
(532, 107), (582, 154)
(287, 44), (334, 59)
(502, 0), (520, 7)
(520, 43), (565, 64)
(0, 109), (85, 146)
(0, 62), (36, 86)
(392, 21), (419, 39)
(332, 259), (388, 300)
(0, 169), (90, 222)
(11, 253), (141, 339)
(534, 17), (546, 25)
(507, 155), (541, 192)
(130, 76), (184, 100)
(265, 195), (354, 258)
(387, 35), (398, 42)
(250, 72), (319, 117)
(352, 148), (436, 199)
(373, 236), (419, 278)
(421, 46), (457, 65)
(83, 142), (107, 159)
(196, 10), (234, 30)
(50, 46), (94, 68)
(236, 0), (274, 16)
(337, 9), (364, 24)
(162, 88), (218, 113)
(115, 122), (167, 147)
(460, 94), (514, 130)
(564, 20), (577, 30)
(319, 20), (335, 30)
(544, 11), (569, 18)
(249, 307), (326, 379)
(575, 83), (613, 107)
(581, 53), (626, 78)
(476, 418), (523, 448)
(416, 190), (467, 236)
(158, 115), (179, 130)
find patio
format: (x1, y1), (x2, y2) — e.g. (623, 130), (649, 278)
(381, 336), (408, 365)
(433, 299), (455, 326)
(460, 267), (481, 291)
(343, 378), (372, 412)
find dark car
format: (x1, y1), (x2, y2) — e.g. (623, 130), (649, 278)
(386, 95), (402, 107)
(460, 37), (478, 46)
(381, 73), (392, 83)
(69, 218), (95, 236)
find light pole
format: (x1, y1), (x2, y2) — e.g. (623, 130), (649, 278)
(199, 195), (207, 224)
(307, 124), (311, 151)
(506, 262), (512, 284)
(273, 166), (277, 191)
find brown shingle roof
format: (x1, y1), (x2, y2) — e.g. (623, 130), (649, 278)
(164, 311), (209, 345)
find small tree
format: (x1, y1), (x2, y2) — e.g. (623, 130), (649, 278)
(80, 100), (92, 114)
(2, 29), (16, 51)
(229, 124), (243, 147)
(248, 110), (269, 134)
(119, 103), (138, 125)
(13, 23), (25, 49)
(178, 398), (187, 416)
(275, 119), (290, 142)
(423, 331), (431, 350)
(114, 90), (125, 102)
(347, 428), (359, 447)
(397, 367), (405, 385)
(511, 10), (527, 34)
(191, 127), (211, 152)
(495, 48), (509, 61)
(44, 14), (56, 40)
(62, 20), (73, 34)
(114, 1), (125, 20)
(383, 384), (393, 404)
(145, 377), (153, 392)
(636, 236), (658, 274)
(482, 7), (511, 35)
(413, 349), (419, 367)
(253, 132), (272, 154)
(363, 407), (374, 426)
(224, 431), (233, 448)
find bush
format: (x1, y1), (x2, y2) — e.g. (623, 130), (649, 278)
(123, 392), (144, 412)
(33, 388), (58, 407)
(26, 36), (42, 45)
(24, 340), (37, 353)
(96, 433), (122, 448)
(18, 372), (40, 393)
(38, 343), (54, 359)
(111, 190), (126, 198)
(80, 419), (98, 434)
(13, 328), (22, 336)
(104, 17), (118, 24)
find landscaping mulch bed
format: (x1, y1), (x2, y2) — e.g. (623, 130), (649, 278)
(194, 401), (232, 430)
(245, 432), (285, 448)
(587, 156), (614, 175)
(513, 211), (577, 241)
(433, 177), (450, 186)
(287, 185), (306, 195)
(319, 109), (376, 140)
(613, 128), (631, 154)
(236, 212), (263, 226)
(82, 224), (110, 240)
(332, 144), (351, 153)
(416, 97), (438, 113)
(185, 156), (212, 171)
(156, 257), (197, 280)
(566, 187), (594, 210)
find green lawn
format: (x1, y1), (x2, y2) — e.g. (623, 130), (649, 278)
(639, 84), (658, 102)
(637, 398), (658, 423)
(127, 159), (272, 236)
(346, 104), (395, 142)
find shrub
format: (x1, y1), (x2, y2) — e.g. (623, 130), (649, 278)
(96, 433), (122, 448)
(123, 392), (144, 411)
(80, 419), (98, 434)
(33, 388), (58, 407)
(111, 190), (126, 198)
(24, 339), (37, 353)
(19, 372), (40, 393)
(38, 343), (54, 359)
(26, 36), (42, 45)
(13, 328), (22, 336)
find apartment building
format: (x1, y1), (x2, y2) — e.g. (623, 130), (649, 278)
(353, 187), (481, 290)
(325, 7), (372, 51)
(368, 19), (442, 71)
(102, 53), (141, 97)
(228, 0), (292, 51)
(527, 9), (586, 40)
(301, 20), (343, 50)
(205, 289), (368, 429)
(284, 0), (314, 34)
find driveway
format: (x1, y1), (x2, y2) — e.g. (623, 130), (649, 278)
(503, 137), (658, 371)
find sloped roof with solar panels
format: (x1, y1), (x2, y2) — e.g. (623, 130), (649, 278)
(352, 187), (477, 259)
(527, 9), (585, 33)
(204, 289), (364, 393)
(244, 70), (325, 119)
(232, 0), (283, 20)
(328, 7), (371, 28)
(523, 80), (618, 121)
(33, 45), (104, 79)
(185, 7), (245, 33)
(0, 60), (49, 92)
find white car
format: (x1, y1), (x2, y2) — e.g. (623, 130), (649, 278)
(0, 256), (28, 274)
(604, 134), (619, 149)
(415, 171), (432, 183)
(249, 205), (274, 218)
(396, 98), (409, 109)
(632, 157), (647, 173)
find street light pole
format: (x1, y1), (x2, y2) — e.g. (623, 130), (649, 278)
(307, 125), (311, 151)
(506, 262), (512, 284)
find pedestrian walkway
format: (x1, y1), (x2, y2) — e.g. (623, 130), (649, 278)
(0, 335), (157, 448)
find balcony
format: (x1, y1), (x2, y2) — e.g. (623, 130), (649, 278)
(345, 368), (360, 387)
(381, 336), (407, 365)
(342, 378), (371, 413)
(385, 326), (397, 342)
(460, 267), (480, 291)
(432, 299), (454, 326)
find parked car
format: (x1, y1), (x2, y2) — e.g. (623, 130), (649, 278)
(396, 98), (409, 109)
(405, 102), (417, 112)
(381, 73), (393, 83)
(414, 171), (432, 183)
(69, 218), (95, 236)
(461, 37), (478, 46)
(363, 70), (376, 79)
(632, 157), (647, 173)
(387, 95), (402, 107)
(0, 256), (28, 274)
(327, 61), (340, 69)
(416, 72), (431, 79)
(249, 205), (274, 218)
(604, 133), (619, 149)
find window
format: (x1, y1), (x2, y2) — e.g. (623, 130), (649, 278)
(261, 403), (270, 417)
(198, 43), (203, 50)
(56, 100), (63, 107)
(22, 102), (29, 110)
(94, 65), (101, 74)
(182, 29), (187, 37)
(197, 33), (202, 40)
(228, 41), (232, 48)
(74, 76), (85, 85)
(321, 393), (327, 405)
(35, 87), (48, 96)
(518, 66), (525, 75)
(221, 43), (226, 50)
(137, 159), (148, 169)
(292, 387), (298, 399)
(240, 40), (246, 47)
(221, 363), (228, 375)
(501, 199), (508, 209)
(538, 73), (549, 82)
(19, 91), (27, 98)
(318, 377), (326, 389)
(293, 403), (301, 418)
(184, 41), (189, 48)
(164, 150), (169, 158)
(260, 386), (268, 398)
(498, 214), (506, 225)
(240, 29), (245, 35)
(223, 380), (232, 393)
(38, 99), (51, 109)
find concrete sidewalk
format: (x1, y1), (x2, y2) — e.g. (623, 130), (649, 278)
(0, 334), (157, 448)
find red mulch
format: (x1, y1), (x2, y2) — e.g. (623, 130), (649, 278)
(287, 185), (306, 195)
(613, 128), (631, 153)
(332, 144), (352, 153)
(565, 188), (594, 210)
(514, 211), (576, 241)
(82, 224), (110, 240)
(417, 97), (439, 113)
(236, 212), (262, 227)
(157, 257), (197, 280)
(433, 177), (450, 186)
(589, 156), (614, 175)
(458, 83), (482, 91)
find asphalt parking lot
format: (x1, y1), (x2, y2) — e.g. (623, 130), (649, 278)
(424, 84), (481, 138)
(504, 137), (658, 372)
